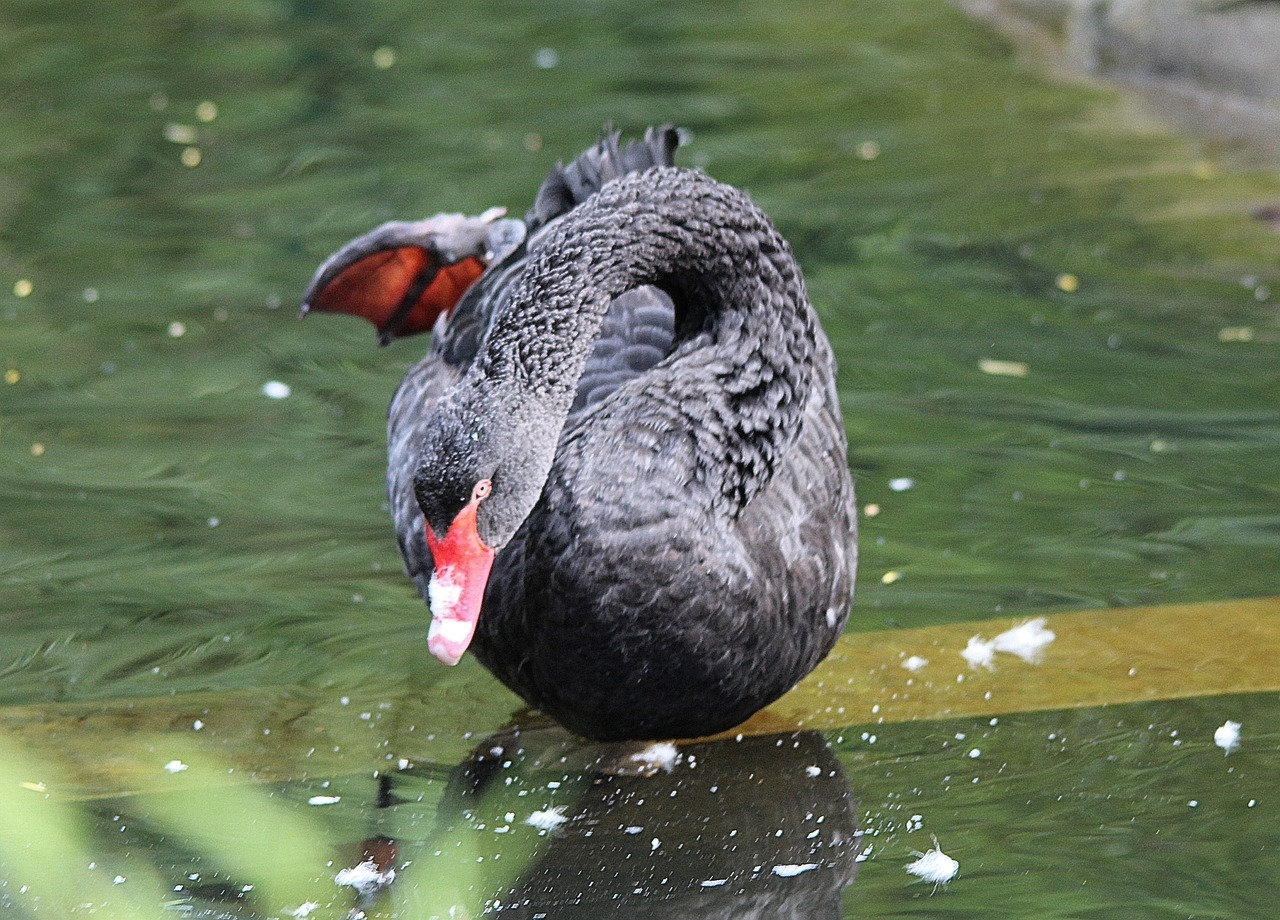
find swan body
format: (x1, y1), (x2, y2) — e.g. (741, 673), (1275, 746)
(302, 128), (856, 740)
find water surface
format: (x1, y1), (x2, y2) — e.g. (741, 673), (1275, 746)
(1, 1), (1278, 917)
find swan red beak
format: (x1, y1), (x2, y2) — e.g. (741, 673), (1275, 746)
(424, 495), (494, 666)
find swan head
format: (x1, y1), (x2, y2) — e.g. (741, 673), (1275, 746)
(413, 390), (558, 665)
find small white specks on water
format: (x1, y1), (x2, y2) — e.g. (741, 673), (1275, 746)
(1248, 799), (1256, 808)
(335, 859), (393, 898)
(650, 837), (661, 851)
(308, 795), (341, 806)
(992, 617), (1055, 662)
(291, 902), (320, 918)
(533, 47), (559, 68)
(1188, 800), (1198, 808)
(964, 617), (1055, 670)
(164, 760), (188, 773)
(113, 875), (127, 885)
(968, 748), (981, 759)
(905, 836), (959, 888)
(83, 287), (99, 303)
(806, 765), (822, 777)
(903, 655), (929, 672)
(701, 878), (728, 887)
(961, 635), (996, 670)
(526, 806), (567, 831)
(1214, 720), (1241, 755)
(206, 517), (219, 527)
(262, 380), (291, 399)
(630, 741), (680, 773)
(772, 863), (819, 878)
(889, 477), (915, 492)
(163, 122), (197, 144)
(167, 321), (186, 338)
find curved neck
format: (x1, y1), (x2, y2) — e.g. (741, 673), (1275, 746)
(471, 166), (818, 506)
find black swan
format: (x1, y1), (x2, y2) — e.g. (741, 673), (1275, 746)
(301, 127), (857, 740)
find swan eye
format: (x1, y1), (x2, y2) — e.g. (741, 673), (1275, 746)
(472, 479), (492, 501)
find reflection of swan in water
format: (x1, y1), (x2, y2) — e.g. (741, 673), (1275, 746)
(354, 724), (861, 917)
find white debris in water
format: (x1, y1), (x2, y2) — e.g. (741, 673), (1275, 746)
(526, 806), (568, 832)
(905, 836), (959, 889)
(889, 477), (915, 492)
(163, 760), (188, 773)
(700, 878), (728, 888)
(963, 618), (1055, 670)
(805, 765), (822, 777)
(772, 863), (819, 878)
(961, 635), (996, 670)
(991, 617), (1055, 663)
(262, 380), (290, 399)
(290, 902), (320, 918)
(308, 795), (341, 806)
(903, 655), (929, 672)
(630, 741), (681, 774)
(335, 859), (394, 897)
(1214, 720), (1242, 755)
(427, 566), (463, 618)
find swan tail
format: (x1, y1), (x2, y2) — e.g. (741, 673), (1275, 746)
(527, 125), (680, 231)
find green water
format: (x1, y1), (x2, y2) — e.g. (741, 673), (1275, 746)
(2, 1), (1278, 917)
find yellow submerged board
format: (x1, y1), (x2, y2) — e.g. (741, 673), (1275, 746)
(1, 596), (1276, 799)
(740, 595), (1280, 734)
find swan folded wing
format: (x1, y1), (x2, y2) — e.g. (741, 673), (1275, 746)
(570, 286), (676, 414)
(299, 210), (524, 344)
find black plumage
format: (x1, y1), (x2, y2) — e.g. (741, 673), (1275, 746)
(307, 128), (857, 740)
